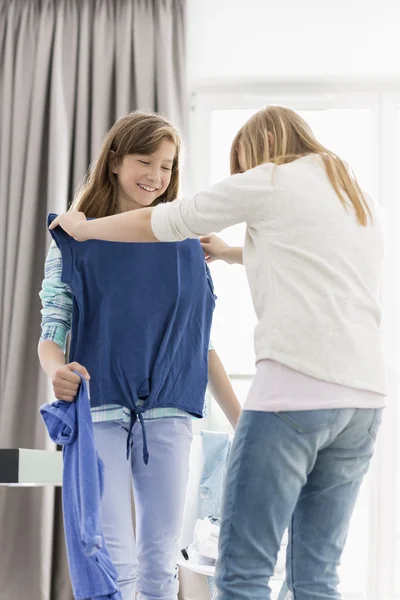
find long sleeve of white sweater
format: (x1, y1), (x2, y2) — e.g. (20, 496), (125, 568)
(151, 163), (275, 241)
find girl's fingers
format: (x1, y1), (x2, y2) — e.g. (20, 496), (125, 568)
(49, 217), (60, 230)
(61, 371), (82, 385)
(55, 379), (79, 392)
(57, 394), (76, 402)
(53, 384), (77, 400)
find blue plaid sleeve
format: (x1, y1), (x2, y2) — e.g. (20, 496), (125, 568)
(39, 241), (73, 352)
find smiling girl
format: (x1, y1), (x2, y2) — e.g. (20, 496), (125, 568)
(39, 111), (240, 600)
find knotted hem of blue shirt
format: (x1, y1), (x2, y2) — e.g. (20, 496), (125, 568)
(126, 409), (149, 465)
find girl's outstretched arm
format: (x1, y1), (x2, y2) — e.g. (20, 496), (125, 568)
(49, 208), (157, 243)
(49, 165), (273, 243)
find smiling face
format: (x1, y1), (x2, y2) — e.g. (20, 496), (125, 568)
(112, 138), (176, 212)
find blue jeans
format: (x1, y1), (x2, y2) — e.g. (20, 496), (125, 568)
(94, 417), (193, 600)
(199, 431), (231, 523)
(215, 408), (383, 600)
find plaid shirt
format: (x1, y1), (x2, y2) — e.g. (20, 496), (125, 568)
(40, 241), (212, 422)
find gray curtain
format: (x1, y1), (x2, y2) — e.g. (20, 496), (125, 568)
(0, 1), (187, 598)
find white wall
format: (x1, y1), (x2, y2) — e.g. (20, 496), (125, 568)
(187, 0), (400, 84)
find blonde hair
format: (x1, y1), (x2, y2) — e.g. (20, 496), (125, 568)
(230, 106), (372, 226)
(71, 111), (181, 218)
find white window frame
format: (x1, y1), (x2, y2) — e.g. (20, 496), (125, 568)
(189, 80), (400, 600)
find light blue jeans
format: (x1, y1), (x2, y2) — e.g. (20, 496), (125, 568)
(215, 407), (383, 600)
(199, 431), (231, 523)
(93, 417), (193, 600)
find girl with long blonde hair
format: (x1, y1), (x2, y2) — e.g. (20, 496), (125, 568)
(52, 106), (386, 600)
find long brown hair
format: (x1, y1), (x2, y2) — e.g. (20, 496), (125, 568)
(230, 106), (372, 226)
(71, 111), (181, 218)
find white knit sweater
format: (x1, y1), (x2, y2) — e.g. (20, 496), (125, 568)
(151, 154), (387, 395)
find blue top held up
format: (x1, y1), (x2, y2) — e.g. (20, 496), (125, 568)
(47, 214), (216, 462)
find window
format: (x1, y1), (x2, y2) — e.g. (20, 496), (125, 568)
(190, 85), (400, 600)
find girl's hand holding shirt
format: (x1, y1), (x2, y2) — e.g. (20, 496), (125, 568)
(52, 362), (90, 402)
(50, 210), (88, 241)
(201, 234), (230, 264)
(201, 234), (243, 265)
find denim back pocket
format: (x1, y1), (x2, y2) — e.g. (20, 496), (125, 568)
(275, 409), (338, 434)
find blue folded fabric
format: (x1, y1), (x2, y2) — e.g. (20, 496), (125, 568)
(40, 374), (122, 600)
